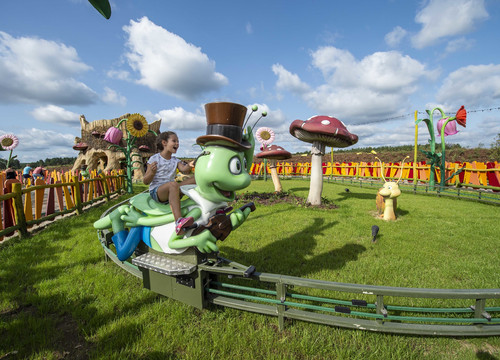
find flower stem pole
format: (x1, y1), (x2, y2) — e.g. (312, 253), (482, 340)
(439, 116), (456, 189)
(416, 107), (444, 190)
(413, 110), (418, 185)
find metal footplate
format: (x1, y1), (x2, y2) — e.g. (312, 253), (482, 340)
(132, 253), (197, 275)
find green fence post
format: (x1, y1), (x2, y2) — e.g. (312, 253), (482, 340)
(376, 294), (387, 324)
(276, 282), (287, 331)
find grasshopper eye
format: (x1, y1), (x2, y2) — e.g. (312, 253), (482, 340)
(229, 157), (242, 175)
(243, 157), (248, 171)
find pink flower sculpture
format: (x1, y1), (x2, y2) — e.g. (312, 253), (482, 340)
(437, 117), (459, 137)
(104, 126), (123, 144)
(437, 118), (458, 136)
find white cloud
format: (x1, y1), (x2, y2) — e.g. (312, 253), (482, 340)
(246, 22), (253, 34)
(385, 26), (407, 47)
(123, 17), (228, 100)
(436, 64), (500, 107)
(0, 128), (76, 162)
(444, 37), (475, 55)
(102, 87), (127, 106)
(30, 105), (80, 126)
(273, 47), (436, 124)
(155, 106), (206, 131)
(272, 64), (310, 95)
(412, 0), (488, 49)
(0, 31), (98, 105)
(107, 69), (131, 81)
(245, 103), (288, 133)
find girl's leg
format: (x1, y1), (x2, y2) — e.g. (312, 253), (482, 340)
(156, 181), (194, 235)
(156, 181), (182, 220)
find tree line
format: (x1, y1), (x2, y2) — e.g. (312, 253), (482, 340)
(0, 157), (77, 170)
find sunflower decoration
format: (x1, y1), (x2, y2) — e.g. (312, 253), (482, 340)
(0, 134), (19, 151)
(126, 113), (149, 138)
(256, 127), (275, 150)
(0, 133), (20, 168)
(105, 113), (156, 194)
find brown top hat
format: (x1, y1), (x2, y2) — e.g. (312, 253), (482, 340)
(196, 102), (251, 150)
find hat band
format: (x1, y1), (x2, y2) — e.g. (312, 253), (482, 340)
(206, 124), (242, 143)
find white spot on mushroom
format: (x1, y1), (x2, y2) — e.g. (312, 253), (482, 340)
(321, 120), (330, 126)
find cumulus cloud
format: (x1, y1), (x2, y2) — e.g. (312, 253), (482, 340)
(273, 46), (436, 124)
(107, 69), (131, 81)
(123, 17), (228, 100)
(444, 37), (475, 55)
(102, 87), (127, 106)
(411, 0), (488, 49)
(246, 103), (288, 133)
(30, 105), (80, 126)
(272, 64), (310, 95)
(155, 107), (206, 131)
(385, 26), (407, 47)
(0, 31), (98, 105)
(436, 64), (500, 107)
(1, 128), (76, 161)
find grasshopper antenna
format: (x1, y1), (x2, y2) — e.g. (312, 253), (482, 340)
(243, 105), (258, 129)
(250, 111), (268, 132)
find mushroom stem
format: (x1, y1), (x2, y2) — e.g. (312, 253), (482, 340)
(307, 141), (326, 205)
(268, 159), (282, 192)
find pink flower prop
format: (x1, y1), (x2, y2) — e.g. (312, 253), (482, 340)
(104, 126), (123, 144)
(437, 117), (459, 137)
(255, 127), (275, 148)
(0, 134), (19, 151)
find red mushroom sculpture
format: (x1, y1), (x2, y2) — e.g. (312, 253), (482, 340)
(256, 144), (292, 192)
(73, 142), (89, 152)
(289, 115), (358, 205)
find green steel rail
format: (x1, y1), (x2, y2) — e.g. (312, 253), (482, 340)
(97, 194), (500, 337)
(200, 263), (500, 336)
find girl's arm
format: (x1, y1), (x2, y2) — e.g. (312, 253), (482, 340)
(178, 160), (194, 175)
(143, 161), (157, 185)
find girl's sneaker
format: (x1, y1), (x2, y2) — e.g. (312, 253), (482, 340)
(175, 217), (194, 235)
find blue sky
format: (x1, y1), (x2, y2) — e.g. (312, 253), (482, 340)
(1, 0), (500, 162)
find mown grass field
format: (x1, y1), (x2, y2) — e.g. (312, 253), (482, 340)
(1, 179), (499, 359)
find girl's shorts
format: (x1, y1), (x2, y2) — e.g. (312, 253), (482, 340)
(150, 187), (169, 204)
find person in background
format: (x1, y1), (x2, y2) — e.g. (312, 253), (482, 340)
(32, 166), (45, 181)
(5, 168), (17, 180)
(22, 164), (32, 185)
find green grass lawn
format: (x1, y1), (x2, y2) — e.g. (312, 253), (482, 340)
(1, 179), (499, 359)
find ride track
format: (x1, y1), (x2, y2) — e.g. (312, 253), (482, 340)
(97, 195), (500, 337)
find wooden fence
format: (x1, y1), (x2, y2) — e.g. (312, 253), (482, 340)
(0, 169), (126, 241)
(250, 160), (500, 191)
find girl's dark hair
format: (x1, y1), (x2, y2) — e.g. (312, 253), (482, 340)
(6, 169), (17, 179)
(156, 131), (177, 151)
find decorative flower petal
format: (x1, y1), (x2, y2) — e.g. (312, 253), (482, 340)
(0, 134), (19, 151)
(437, 118), (459, 137)
(455, 105), (467, 127)
(104, 126), (123, 144)
(127, 113), (149, 138)
(255, 127), (275, 147)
